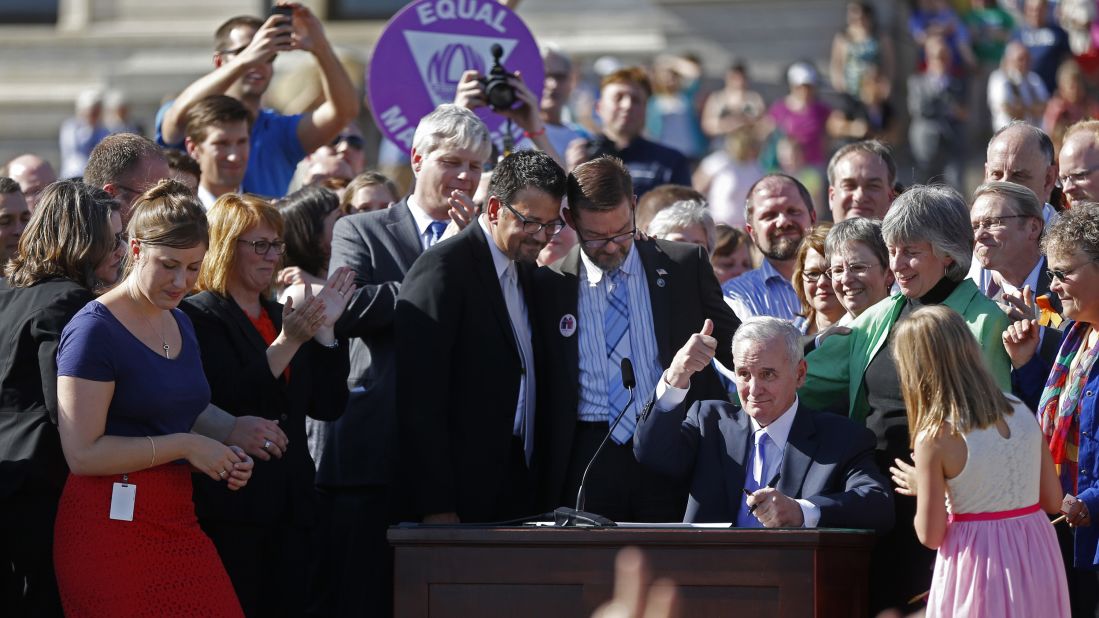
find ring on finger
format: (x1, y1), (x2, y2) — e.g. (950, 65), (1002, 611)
(263, 439), (272, 451)
(219, 470), (227, 478)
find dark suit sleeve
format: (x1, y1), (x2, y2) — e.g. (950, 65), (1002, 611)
(181, 301), (283, 413)
(301, 341), (350, 422)
(806, 423), (895, 534)
(330, 216), (402, 339)
(633, 393), (701, 481)
(32, 287), (94, 424)
(694, 244), (739, 368)
(395, 251), (461, 517)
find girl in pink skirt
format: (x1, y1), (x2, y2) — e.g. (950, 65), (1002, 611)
(892, 306), (1069, 617)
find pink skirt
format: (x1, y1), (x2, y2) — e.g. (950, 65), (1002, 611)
(926, 508), (1069, 618)
(54, 464), (244, 618)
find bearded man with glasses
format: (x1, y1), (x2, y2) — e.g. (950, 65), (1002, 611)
(531, 155), (739, 523)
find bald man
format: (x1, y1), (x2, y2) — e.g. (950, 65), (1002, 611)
(2, 155), (57, 211)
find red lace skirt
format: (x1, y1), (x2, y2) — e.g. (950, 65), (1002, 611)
(54, 464), (243, 617)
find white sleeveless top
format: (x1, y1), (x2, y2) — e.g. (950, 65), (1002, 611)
(945, 398), (1042, 515)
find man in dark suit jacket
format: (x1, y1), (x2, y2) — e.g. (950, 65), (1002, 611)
(396, 149), (567, 523)
(314, 104), (491, 616)
(532, 155), (739, 523)
(634, 316), (894, 531)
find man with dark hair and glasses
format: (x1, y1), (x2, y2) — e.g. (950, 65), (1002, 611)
(531, 155), (739, 523)
(84, 133), (170, 223)
(395, 149), (567, 525)
(155, 5), (358, 199)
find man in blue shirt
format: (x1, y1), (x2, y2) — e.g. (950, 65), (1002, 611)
(722, 174), (815, 321)
(156, 5), (358, 198)
(565, 68), (691, 197)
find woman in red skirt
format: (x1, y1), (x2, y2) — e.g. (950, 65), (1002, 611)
(53, 181), (253, 616)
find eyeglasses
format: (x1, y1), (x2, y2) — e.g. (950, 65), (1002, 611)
(332, 134), (365, 151)
(1047, 260), (1094, 282)
(237, 238), (286, 255)
(1059, 165), (1099, 186)
(801, 270), (829, 282)
(826, 263), (876, 280)
(501, 201), (565, 236)
(575, 220), (636, 249)
(113, 183), (145, 198)
(971, 215), (1029, 232)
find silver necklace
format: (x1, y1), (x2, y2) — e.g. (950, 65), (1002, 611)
(129, 280), (170, 358)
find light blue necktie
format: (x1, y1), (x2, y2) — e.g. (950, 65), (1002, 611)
(604, 269), (634, 444)
(427, 220), (447, 246)
(736, 432), (769, 528)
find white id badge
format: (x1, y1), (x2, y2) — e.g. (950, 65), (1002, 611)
(110, 479), (136, 521)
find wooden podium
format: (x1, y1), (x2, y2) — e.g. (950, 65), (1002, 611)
(389, 526), (876, 617)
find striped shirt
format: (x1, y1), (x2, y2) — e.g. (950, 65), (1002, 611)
(721, 259), (800, 322)
(576, 245), (662, 423)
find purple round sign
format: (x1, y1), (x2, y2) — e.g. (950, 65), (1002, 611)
(368, 0), (544, 153)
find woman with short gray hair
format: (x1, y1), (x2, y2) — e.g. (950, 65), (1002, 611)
(646, 199), (717, 255)
(797, 184), (1012, 610)
(824, 217), (894, 319)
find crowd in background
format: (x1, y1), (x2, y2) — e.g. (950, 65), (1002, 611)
(4, 1), (1099, 617)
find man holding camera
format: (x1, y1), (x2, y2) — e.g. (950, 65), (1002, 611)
(157, 3), (358, 198)
(566, 67), (691, 197)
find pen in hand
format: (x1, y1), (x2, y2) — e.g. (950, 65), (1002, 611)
(743, 473), (781, 515)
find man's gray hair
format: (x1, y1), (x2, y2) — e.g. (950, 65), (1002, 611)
(825, 216), (888, 269)
(411, 103), (492, 163)
(990, 120), (1055, 165)
(732, 316), (804, 366)
(882, 184), (972, 282)
(647, 199), (717, 254)
(971, 181), (1044, 233)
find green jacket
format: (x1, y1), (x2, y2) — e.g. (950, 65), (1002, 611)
(799, 279), (1011, 425)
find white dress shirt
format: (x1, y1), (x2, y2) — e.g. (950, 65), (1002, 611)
(406, 195), (450, 251)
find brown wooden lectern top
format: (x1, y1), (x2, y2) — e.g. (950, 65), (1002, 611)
(389, 526), (875, 617)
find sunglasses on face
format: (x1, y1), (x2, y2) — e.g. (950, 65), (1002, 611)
(332, 134), (365, 151)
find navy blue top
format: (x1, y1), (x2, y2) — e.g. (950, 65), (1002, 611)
(56, 301), (210, 437)
(618, 136), (691, 197)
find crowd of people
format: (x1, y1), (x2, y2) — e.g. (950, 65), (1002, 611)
(3, 1), (1099, 617)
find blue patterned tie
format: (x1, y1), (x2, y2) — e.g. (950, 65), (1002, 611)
(604, 269), (634, 444)
(427, 220), (448, 246)
(736, 433), (768, 528)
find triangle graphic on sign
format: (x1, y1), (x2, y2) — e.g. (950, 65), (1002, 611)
(402, 30), (520, 107)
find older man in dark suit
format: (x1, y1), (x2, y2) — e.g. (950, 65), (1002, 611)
(532, 156), (739, 523)
(314, 103), (490, 617)
(396, 149), (567, 523)
(634, 316), (894, 531)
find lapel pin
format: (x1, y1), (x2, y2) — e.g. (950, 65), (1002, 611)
(559, 314), (577, 337)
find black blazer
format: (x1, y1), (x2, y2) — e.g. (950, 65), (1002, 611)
(181, 291), (348, 526)
(0, 278), (94, 498)
(634, 397), (894, 532)
(530, 239), (740, 510)
(394, 222), (532, 521)
(322, 198), (422, 488)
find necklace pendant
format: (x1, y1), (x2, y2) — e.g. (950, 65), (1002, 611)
(162, 343), (170, 359)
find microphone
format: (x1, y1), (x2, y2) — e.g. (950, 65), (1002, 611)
(554, 358), (635, 527)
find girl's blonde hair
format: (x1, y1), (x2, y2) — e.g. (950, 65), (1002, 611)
(892, 305), (1013, 447)
(196, 193), (284, 296)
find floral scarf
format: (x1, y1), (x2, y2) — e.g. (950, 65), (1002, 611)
(1038, 321), (1099, 493)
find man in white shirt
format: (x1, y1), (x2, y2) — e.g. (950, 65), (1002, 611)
(634, 316), (893, 530)
(183, 95), (251, 210)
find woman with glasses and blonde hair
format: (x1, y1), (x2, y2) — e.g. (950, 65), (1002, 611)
(53, 179), (253, 616)
(895, 305), (1068, 617)
(791, 223), (844, 335)
(0, 180), (121, 615)
(1004, 201), (1099, 610)
(181, 192), (353, 616)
